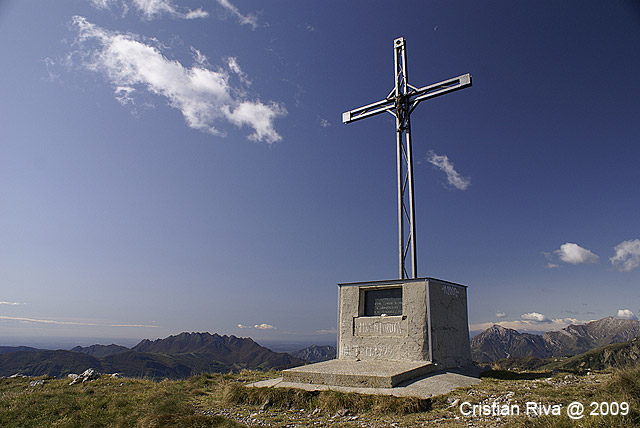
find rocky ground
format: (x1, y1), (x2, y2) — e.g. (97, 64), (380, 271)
(197, 370), (632, 428)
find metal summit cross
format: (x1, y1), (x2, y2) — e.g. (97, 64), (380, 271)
(343, 37), (471, 280)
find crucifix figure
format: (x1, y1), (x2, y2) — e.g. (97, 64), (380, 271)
(343, 37), (471, 280)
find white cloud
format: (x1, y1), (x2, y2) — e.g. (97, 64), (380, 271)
(70, 17), (285, 143)
(253, 323), (275, 330)
(316, 328), (337, 334)
(216, 0), (258, 29)
(616, 309), (638, 320)
(0, 301), (23, 306)
(426, 151), (470, 190)
(225, 101), (286, 143)
(610, 239), (640, 272)
(319, 117), (330, 128)
(237, 323), (276, 330)
(495, 312), (507, 318)
(89, 0), (208, 20)
(521, 312), (551, 323)
(555, 242), (599, 264)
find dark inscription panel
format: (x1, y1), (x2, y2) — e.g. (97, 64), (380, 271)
(364, 288), (402, 316)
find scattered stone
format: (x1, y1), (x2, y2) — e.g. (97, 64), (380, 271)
(259, 398), (271, 412)
(69, 368), (101, 385)
(110, 373), (121, 379)
(447, 398), (460, 408)
(335, 408), (349, 417)
(311, 408), (321, 415)
(29, 380), (44, 387)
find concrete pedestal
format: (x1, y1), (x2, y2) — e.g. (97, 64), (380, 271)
(282, 359), (436, 388)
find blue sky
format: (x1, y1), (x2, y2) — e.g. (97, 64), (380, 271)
(1, 0), (639, 347)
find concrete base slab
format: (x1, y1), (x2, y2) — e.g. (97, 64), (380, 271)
(250, 366), (481, 399)
(281, 359), (436, 388)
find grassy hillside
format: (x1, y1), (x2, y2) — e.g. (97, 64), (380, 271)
(2, 366), (640, 427)
(0, 350), (103, 377)
(542, 337), (640, 372)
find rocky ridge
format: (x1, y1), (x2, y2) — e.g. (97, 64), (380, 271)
(472, 316), (640, 363)
(290, 344), (336, 363)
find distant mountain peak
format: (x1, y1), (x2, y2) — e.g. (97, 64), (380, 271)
(291, 344), (336, 363)
(71, 344), (129, 359)
(485, 324), (516, 335)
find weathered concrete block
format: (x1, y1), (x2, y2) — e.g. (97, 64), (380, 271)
(337, 278), (471, 369)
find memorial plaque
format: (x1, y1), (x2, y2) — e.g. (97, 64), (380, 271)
(364, 288), (402, 316)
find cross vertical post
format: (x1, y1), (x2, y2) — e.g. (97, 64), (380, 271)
(393, 37), (417, 279)
(342, 37), (471, 279)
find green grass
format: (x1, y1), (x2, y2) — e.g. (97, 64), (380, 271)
(2, 366), (640, 427)
(0, 376), (244, 428)
(220, 382), (431, 415)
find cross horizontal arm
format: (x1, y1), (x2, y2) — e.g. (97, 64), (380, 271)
(342, 94), (395, 124)
(409, 73), (471, 111)
(342, 73), (471, 124)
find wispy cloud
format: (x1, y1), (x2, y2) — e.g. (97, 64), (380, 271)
(616, 309), (638, 320)
(133, 0), (208, 20)
(89, 0), (117, 10)
(89, 0), (208, 20)
(316, 328), (337, 334)
(541, 251), (560, 269)
(318, 117), (331, 128)
(0, 301), (23, 306)
(0, 315), (157, 328)
(495, 312), (507, 318)
(43, 58), (61, 82)
(237, 323), (276, 330)
(69, 17), (285, 143)
(426, 151), (470, 190)
(610, 239), (640, 272)
(555, 242), (599, 264)
(216, 0), (258, 29)
(226, 57), (251, 85)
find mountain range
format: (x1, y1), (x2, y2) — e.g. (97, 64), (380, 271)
(471, 316), (640, 363)
(0, 332), (306, 379)
(4, 316), (634, 379)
